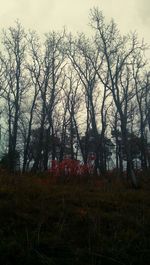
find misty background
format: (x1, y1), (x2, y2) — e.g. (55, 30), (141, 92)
(0, 0), (150, 45)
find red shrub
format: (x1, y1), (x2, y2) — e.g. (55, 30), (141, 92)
(48, 159), (93, 180)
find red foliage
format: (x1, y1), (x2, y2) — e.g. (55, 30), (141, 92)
(48, 159), (93, 179)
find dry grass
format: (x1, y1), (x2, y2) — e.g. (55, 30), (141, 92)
(0, 168), (150, 265)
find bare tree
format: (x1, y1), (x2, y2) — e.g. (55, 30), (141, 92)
(90, 8), (147, 185)
(21, 32), (41, 172)
(30, 31), (66, 171)
(67, 33), (103, 170)
(0, 22), (27, 171)
(132, 53), (149, 169)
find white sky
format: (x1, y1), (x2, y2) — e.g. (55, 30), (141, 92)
(0, 0), (150, 48)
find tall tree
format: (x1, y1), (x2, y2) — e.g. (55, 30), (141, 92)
(90, 8), (147, 185)
(0, 22), (27, 171)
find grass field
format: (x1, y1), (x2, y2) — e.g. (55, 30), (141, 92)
(0, 169), (150, 265)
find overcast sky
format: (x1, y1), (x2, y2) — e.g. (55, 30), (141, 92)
(0, 0), (150, 47)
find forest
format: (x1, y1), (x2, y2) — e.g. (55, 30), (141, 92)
(0, 8), (150, 183)
(0, 7), (150, 265)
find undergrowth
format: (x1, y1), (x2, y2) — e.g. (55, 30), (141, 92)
(0, 168), (149, 265)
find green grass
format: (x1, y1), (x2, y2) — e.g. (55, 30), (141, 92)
(0, 170), (149, 265)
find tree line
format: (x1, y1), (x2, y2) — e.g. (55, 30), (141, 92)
(0, 8), (150, 184)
